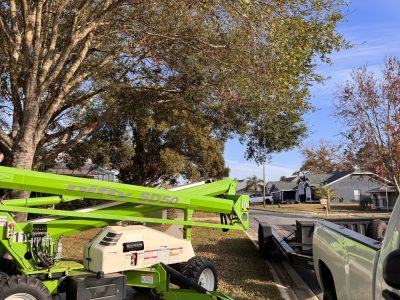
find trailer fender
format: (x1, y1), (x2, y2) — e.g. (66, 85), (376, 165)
(258, 223), (273, 260)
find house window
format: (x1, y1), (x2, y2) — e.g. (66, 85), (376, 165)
(354, 189), (360, 201)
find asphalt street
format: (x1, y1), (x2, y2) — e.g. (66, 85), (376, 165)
(249, 209), (323, 299)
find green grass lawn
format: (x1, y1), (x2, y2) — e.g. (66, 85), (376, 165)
(191, 228), (283, 300)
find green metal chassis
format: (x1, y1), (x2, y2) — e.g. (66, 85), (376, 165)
(0, 166), (249, 299)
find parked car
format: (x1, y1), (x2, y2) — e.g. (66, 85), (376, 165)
(249, 193), (272, 205)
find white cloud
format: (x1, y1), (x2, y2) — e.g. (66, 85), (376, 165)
(226, 160), (296, 181)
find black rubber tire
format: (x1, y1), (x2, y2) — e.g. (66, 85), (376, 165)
(0, 275), (52, 300)
(366, 219), (387, 242)
(0, 258), (20, 276)
(180, 256), (218, 291)
(169, 262), (185, 274)
(323, 290), (337, 300)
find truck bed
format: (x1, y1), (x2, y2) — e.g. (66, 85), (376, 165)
(258, 218), (388, 269)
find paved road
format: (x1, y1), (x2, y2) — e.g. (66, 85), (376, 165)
(249, 209), (323, 299)
(250, 209), (315, 227)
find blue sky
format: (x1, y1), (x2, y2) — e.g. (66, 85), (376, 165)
(224, 0), (400, 181)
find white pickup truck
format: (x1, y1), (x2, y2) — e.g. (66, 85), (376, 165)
(313, 198), (400, 300)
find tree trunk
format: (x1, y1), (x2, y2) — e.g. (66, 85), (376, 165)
(9, 131), (37, 221)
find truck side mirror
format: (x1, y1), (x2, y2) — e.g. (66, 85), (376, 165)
(383, 249), (400, 289)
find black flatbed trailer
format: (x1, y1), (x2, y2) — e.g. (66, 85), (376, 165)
(258, 217), (390, 269)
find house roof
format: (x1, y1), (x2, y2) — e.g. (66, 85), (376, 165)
(48, 162), (117, 177)
(269, 181), (297, 191)
(281, 176), (298, 183)
(236, 180), (248, 192)
(300, 172), (352, 186)
(301, 171), (392, 187)
(368, 186), (397, 194)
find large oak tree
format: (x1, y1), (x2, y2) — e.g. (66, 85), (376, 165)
(0, 1), (349, 217)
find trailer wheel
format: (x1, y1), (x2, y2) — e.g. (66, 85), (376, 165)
(0, 275), (52, 300)
(366, 219), (387, 242)
(181, 256), (218, 291)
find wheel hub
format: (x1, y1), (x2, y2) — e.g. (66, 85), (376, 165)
(5, 293), (37, 300)
(198, 268), (215, 291)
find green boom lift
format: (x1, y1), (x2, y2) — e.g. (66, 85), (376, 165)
(0, 166), (249, 300)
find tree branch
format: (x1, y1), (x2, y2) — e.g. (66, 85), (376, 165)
(37, 33), (93, 136)
(38, 0), (74, 84)
(0, 127), (12, 153)
(0, 17), (15, 50)
(39, 109), (115, 164)
(32, 0), (45, 82)
(9, 0), (22, 61)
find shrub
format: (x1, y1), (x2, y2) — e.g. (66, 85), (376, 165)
(359, 196), (373, 209)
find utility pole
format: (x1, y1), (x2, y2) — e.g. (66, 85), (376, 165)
(385, 182), (389, 211)
(263, 163), (266, 208)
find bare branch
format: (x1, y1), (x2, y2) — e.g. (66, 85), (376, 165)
(39, 1), (124, 95)
(32, 0), (45, 81)
(39, 109), (115, 163)
(0, 17), (15, 49)
(9, 0), (22, 63)
(37, 33), (93, 135)
(0, 127), (12, 150)
(38, 1), (69, 84)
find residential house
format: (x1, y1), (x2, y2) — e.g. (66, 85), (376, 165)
(268, 181), (297, 204)
(368, 185), (398, 209)
(267, 171), (398, 207)
(48, 162), (118, 182)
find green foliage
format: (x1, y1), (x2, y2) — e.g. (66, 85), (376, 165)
(314, 185), (340, 200)
(65, 94), (230, 186)
(359, 196), (373, 210)
(245, 175), (264, 191)
(314, 185), (340, 211)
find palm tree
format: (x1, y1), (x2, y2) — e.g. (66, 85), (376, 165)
(245, 175), (264, 192)
(314, 185), (340, 216)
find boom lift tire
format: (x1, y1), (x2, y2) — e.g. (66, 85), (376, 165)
(180, 256), (218, 291)
(0, 258), (20, 276)
(0, 275), (52, 300)
(366, 219), (387, 242)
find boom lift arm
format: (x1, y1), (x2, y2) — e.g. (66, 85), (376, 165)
(0, 166), (249, 300)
